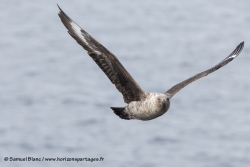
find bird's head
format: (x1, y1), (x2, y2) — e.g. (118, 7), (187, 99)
(156, 94), (170, 109)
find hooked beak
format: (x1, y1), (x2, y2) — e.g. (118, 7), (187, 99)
(162, 99), (167, 105)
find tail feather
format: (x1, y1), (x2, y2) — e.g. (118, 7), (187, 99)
(110, 107), (130, 120)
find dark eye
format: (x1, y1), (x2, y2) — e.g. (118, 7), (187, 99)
(158, 98), (161, 101)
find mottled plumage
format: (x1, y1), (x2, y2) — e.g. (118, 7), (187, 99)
(58, 5), (244, 121)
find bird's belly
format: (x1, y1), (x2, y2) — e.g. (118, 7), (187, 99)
(125, 101), (169, 120)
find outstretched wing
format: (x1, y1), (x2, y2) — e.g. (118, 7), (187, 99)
(165, 42), (244, 99)
(58, 5), (146, 103)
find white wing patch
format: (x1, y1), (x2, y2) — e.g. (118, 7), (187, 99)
(69, 20), (94, 50)
(225, 54), (237, 61)
(230, 54), (237, 58)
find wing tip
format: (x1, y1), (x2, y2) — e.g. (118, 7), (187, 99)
(57, 5), (73, 26)
(239, 41), (244, 50)
(235, 41), (244, 56)
(57, 4), (62, 12)
(57, 4), (64, 18)
(57, 4), (66, 18)
(228, 41), (244, 59)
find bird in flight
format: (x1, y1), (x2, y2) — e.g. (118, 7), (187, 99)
(58, 5), (244, 121)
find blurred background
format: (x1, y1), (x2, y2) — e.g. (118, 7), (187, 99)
(0, 0), (250, 166)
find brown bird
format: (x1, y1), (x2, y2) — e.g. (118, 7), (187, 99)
(58, 5), (244, 120)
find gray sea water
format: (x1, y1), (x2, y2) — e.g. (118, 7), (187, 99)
(1, 0), (250, 166)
